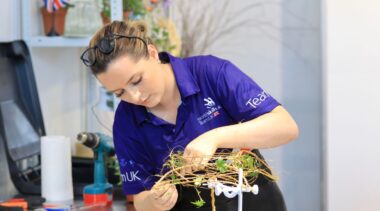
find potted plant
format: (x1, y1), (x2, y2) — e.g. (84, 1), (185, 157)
(101, 0), (111, 24)
(101, 0), (147, 23)
(123, 0), (146, 20)
(40, 0), (71, 36)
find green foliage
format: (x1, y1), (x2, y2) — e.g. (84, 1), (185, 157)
(151, 25), (176, 53)
(170, 174), (176, 180)
(191, 199), (206, 208)
(170, 154), (184, 168)
(216, 158), (227, 173)
(107, 157), (122, 186)
(242, 154), (254, 169)
(123, 0), (146, 16)
(170, 173), (180, 184)
(190, 188), (206, 208)
(247, 170), (259, 178)
(102, 0), (147, 18)
(158, 151), (275, 209)
(102, 0), (111, 18)
(234, 154), (262, 170)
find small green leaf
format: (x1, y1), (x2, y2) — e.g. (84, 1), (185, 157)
(242, 154), (254, 169)
(170, 174), (176, 180)
(170, 156), (184, 168)
(248, 171), (258, 178)
(191, 199), (206, 208)
(216, 158), (227, 173)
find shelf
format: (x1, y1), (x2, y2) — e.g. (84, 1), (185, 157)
(22, 0), (123, 48)
(28, 36), (91, 47)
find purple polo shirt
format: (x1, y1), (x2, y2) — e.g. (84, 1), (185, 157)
(113, 52), (280, 195)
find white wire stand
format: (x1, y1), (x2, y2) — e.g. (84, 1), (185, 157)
(207, 169), (259, 211)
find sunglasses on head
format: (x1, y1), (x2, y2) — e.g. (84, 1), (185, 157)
(80, 33), (149, 67)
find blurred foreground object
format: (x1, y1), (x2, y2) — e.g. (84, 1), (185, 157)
(77, 132), (115, 206)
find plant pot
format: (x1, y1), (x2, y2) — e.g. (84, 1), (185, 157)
(123, 11), (130, 21)
(41, 7), (68, 36)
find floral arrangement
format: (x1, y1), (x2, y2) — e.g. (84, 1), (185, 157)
(155, 150), (276, 209)
(145, 0), (181, 56)
(149, 18), (181, 56)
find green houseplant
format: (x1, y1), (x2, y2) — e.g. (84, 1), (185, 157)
(123, 0), (147, 18)
(102, 0), (147, 23)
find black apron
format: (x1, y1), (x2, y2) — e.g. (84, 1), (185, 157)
(170, 149), (287, 211)
(170, 178), (286, 211)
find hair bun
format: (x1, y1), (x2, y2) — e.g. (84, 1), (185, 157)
(134, 21), (147, 34)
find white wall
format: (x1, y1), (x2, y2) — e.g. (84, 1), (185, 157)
(324, 1), (380, 210)
(173, 1), (323, 210)
(280, 1), (323, 210)
(30, 48), (87, 140)
(0, 0), (91, 147)
(0, 0), (21, 41)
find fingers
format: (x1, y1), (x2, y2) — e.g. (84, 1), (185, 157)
(191, 156), (205, 172)
(161, 185), (177, 206)
(152, 181), (170, 199)
(151, 184), (178, 210)
(181, 150), (192, 174)
(162, 186), (178, 210)
(182, 152), (201, 174)
(181, 151), (211, 174)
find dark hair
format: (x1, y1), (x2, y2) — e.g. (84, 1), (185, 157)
(87, 20), (154, 75)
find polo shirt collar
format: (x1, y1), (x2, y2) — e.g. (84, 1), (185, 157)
(132, 104), (149, 125)
(133, 52), (200, 125)
(159, 52), (200, 99)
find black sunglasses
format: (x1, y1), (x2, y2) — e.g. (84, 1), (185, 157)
(80, 34), (149, 67)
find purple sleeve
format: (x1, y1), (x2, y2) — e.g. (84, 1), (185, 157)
(214, 61), (280, 122)
(113, 106), (156, 195)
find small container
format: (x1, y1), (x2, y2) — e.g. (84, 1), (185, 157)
(64, 0), (103, 37)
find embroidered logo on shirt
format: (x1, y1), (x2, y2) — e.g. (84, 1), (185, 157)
(121, 171), (141, 182)
(120, 159), (141, 182)
(197, 97), (222, 125)
(204, 97), (216, 108)
(245, 91), (270, 109)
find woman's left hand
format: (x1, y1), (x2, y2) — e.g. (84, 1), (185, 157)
(182, 131), (219, 174)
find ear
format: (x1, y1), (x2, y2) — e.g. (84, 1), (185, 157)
(147, 44), (159, 60)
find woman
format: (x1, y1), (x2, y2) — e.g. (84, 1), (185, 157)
(81, 20), (299, 211)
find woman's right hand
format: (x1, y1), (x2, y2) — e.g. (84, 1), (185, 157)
(149, 182), (178, 211)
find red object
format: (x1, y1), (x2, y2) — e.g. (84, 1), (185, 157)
(126, 195), (134, 203)
(240, 148), (251, 154)
(83, 194), (112, 206)
(0, 198), (28, 211)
